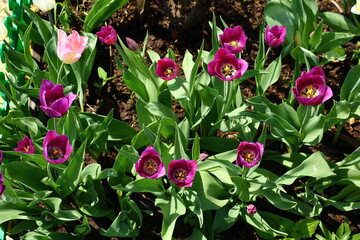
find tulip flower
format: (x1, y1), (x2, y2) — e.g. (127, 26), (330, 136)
(247, 204), (257, 215)
(57, 29), (88, 64)
(39, 79), (77, 118)
(155, 58), (178, 80)
(0, 172), (5, 197)
(236, 141), (264, 168)
(219, 25), (248, 54)
(96, 25), (117, 45)
(135, 146), (166, 179)
(207, 48), (248, 81)
(126, 37), (140, 51)
(168, 159), (197, 187)
(265, 25), (287, 48)
(14, 136), (36, 154)
(43, 130), (72, 164)
(32, 0), (56, 12)
(351, 0), (360, 15)
(0, 18), (8, 42)
(292, 67), (333, 106)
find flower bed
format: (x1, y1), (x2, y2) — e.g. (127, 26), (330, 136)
(0, 0), (359, 239)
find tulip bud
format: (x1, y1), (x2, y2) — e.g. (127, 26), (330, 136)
(247, 204), (257, 215)
(126, 37), (140, 51)
(32, 0), (56, 12)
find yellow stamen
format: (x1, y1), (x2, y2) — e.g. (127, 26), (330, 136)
(301, 85), (319, 98)
(221, 64), (236, 78)
(164, 68), (174, 77)
(174, 169), (187, 181)
(144, 159), (158, 174)
(229, 40), (240, 47)
(242, 150), (256, 163)
(48, 147), (64, 160)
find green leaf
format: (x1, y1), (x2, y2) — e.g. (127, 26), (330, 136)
(100, 211), (138, 237)
(340, 65), (360, 102)
(320, 12), (360, 34)
(113, 178), (165, 194)
(314, 32), (354, 54)
(84, 0), (129, 32)
(123, 69), (149, 102)
(3, 161), (49, 191)
(292, 219), (319, 239)
(155, 188), (186, 240)
(276, 152), (336, 185)
(56, 140), (87, 197)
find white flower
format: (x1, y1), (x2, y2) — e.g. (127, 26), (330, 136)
(0, 18), (8, 42)
(32, 0), (56, 12)
(351, 0), (360, 15)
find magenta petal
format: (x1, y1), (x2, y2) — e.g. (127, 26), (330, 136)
(43, 130), (72, 164)
(40, 106), (62, 118)
(50, 98), (70, 116)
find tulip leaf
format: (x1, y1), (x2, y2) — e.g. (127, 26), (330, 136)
(84, 0), (129, 32)
(3, 161), (50, 191)
(340, 64), (360, 102)
(100, 211), (138, 237)
(123, 69), (149, 102)
(276, 152), (336, 185)
(56, 140), (87, 197)
(155, 187), (186, 240)
(0, 201), (40, 224)
(320, 12), (360, 35)
(313, 32), (354, 54)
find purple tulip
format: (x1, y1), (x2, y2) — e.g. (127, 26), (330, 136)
(247, 204), (257, 215)
(126, 37), (139, 51)
(236, 141), (264, 168)
(207, 48), (248, 81)
(265, 25), (287, 48)
(96, 25), (117, 45)
(14, 136), (36, 154)
(292, 67), (333, 106)
(39, 79), (77, 118)
(43, 130), (72, 164)
(0, 172), (5, 197)
(219, 25), (248, 54)
(168, 159), (197, 187)
(155, 58), (178, 80)
(135, 146), (166, 179)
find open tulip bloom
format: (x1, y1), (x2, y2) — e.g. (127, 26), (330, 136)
(57, 29), (88, 64)
(135, 146), (166, 179)
(219, 25), (248, 54)
(168, 159), (197, 187)
(96, 25), (117, 45)
(236, 141), (264, 168)
(208, 48), (248, 81)
(265, 25), (286, 48)
(43, 130), (73, 164)
(40, 79), (77, 118)
(14, 136), (36, 154)
(292, 67), (333, 106)
(155, 58), (178, 80)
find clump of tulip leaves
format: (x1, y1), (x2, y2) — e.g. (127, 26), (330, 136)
(0, 0), (359, 239)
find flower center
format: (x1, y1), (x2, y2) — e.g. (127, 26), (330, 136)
(23, 146), (29, 152)
(229, 40), (240, 47)
(221, 64), (237, 78)
(174, 169), (187, 181)
(241, 150), (256, 163)
(48, 147), (64, 160)
(301, 85), (319, 98)
(144, 159), (158, 174)
(164, 68), (175, 77)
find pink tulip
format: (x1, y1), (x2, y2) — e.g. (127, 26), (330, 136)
(96, 25), (117, 45)
(135, 146), (166, 179)
(219, 25), (248, 54)
(155, 58), (178, 80)
(43, 130), (72, 164)
(236, 141), (264, 168)
(14, 136), (36, 154)
(247, 204), (257, 215)
(168, 159), (197, 187)
(265, 25), (287, 48)
(57, 29), (88, 64)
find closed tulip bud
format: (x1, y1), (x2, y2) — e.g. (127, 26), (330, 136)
(32, 0), (56, 12)
(126, 37), (139, 51)
(247, 204), (257, 215)
(265, 25), (287, 48)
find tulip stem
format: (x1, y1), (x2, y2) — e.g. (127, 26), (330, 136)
(304, 53), (311, 72)
(332, 120), (346, 145)
(57, 62), (65, 84)
(47, 162), (55, 183)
